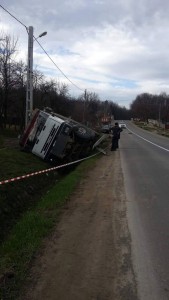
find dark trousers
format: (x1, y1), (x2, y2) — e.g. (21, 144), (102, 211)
(111, 138), (119, 150)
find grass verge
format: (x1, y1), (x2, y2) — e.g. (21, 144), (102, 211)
(134, 121), (169, 137)
(0, 148), (56, 242)
(0, 135), (4, 148)
(0, 155), (100, 300)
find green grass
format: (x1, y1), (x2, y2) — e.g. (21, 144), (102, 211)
(0, 127), (20, 138)
(134, 121), (169, 137)
(0, 135), (5, 148)
(0, 156), (99, 300)
(0, 127), (20, 149)
(0, 148), (57, 243)
(140, 126), (156, 132)
(0, 148), (49, 178)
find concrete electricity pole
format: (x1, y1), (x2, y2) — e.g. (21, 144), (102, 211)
(25, 27), (47, 127)
(25, 26), (33, 127)
(83, 89), (87, 124)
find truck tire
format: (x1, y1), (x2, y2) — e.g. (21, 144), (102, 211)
(72, 125), (95, 141)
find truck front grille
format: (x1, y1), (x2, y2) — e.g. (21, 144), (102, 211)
(41, 125), (58, 155)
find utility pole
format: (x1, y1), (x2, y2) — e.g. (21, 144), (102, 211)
(83, 89), (87, 124)
(158, 102), (161, 127)
(25, 28), (47, 127)
(25, 26), (34, 127)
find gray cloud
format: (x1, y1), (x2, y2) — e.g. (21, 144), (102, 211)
(1, 0), (169, 107)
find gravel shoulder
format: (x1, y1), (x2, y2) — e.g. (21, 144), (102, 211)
(20, 150), (138, 300)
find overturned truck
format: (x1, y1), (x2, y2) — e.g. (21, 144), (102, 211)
(20, 108), (101, 164)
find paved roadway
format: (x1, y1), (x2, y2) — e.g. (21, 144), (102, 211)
(120, 122), (169, 300)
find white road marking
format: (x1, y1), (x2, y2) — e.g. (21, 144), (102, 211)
(127, 127), (169, 152)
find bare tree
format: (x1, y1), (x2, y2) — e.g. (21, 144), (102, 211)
(33, 68), (44, 91)
(0, 32), (18, 127)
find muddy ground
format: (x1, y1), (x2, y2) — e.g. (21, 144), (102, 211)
(19, 149), (138, 300)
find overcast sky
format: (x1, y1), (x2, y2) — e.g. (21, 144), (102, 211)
(1, 0), (169, 108)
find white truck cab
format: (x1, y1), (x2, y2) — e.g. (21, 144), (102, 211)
(20, 109), (99, 163)
(32, 115), (64, 159)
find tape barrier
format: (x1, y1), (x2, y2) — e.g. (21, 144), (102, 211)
(0, 152), (100, 186)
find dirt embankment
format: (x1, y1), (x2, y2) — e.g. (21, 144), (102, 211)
(20, 150), (138, 300)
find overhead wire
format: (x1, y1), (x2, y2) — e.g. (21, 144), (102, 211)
(0, 4), (85, 92)
(0, 4), (27, 30)
(34, 37), (84, 91)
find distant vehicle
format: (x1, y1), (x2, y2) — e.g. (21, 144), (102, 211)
(101, 124), (111, 133)
(20, 108), (101, 164)
(119, 123), (126, 129)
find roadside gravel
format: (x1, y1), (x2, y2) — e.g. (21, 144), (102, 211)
(20, 149), (138, 300)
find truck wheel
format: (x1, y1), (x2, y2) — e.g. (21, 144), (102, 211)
(73, 126), (95, 141)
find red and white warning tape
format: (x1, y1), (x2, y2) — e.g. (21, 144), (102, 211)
(0, 152), (100, 186)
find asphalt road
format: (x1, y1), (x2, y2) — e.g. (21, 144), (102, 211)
(120, 122), (169, 300)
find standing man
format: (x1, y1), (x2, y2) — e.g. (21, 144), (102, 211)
(111, 122), (122, 151)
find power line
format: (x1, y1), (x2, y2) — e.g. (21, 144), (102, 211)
(34, 37), (84, 92)
(0, 4), (85, 92)
(0, 4), (27, 30)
